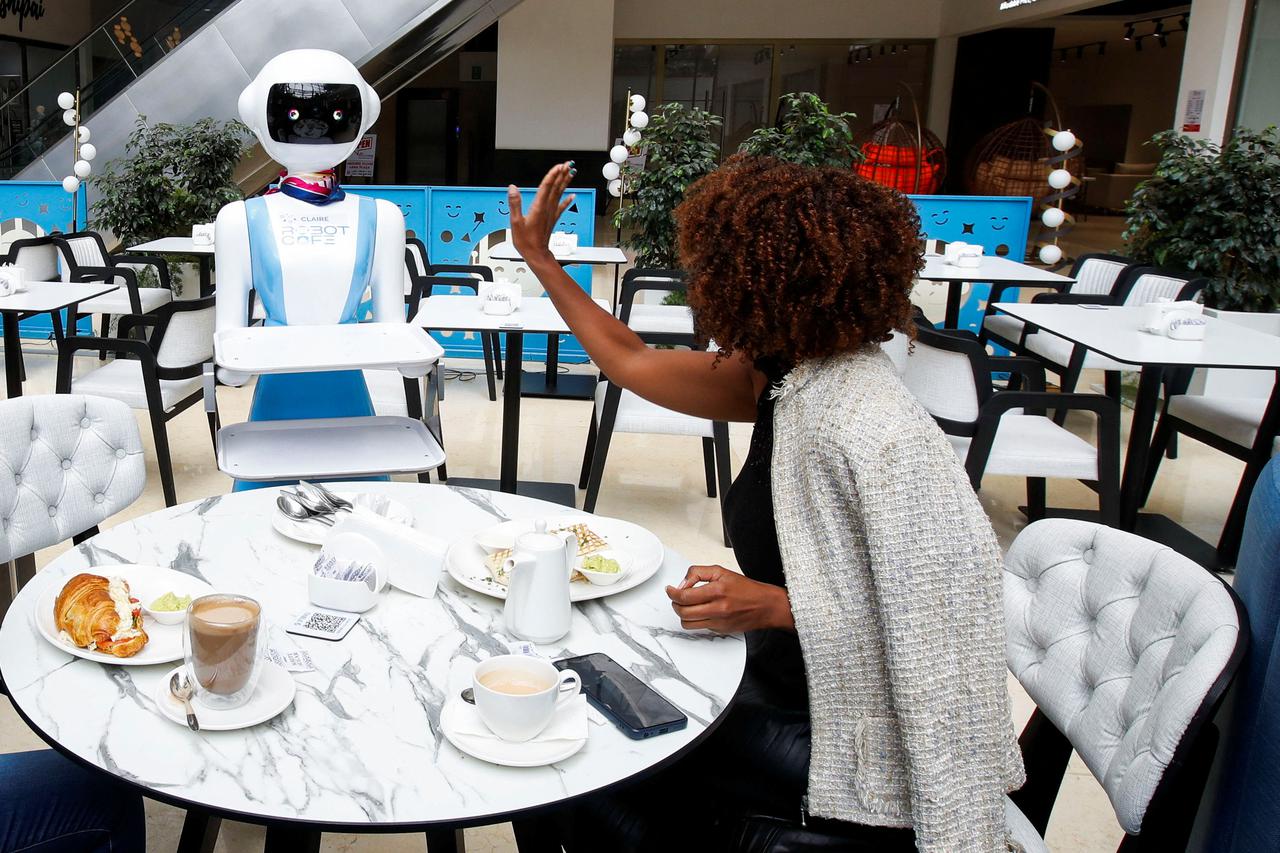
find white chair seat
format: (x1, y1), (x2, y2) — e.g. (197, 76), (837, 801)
(596, 381), (712, 437)
(1167, 394), (1267, 450)
(70, 361), (202, 412)
(983, 313), (1026, 344)
(949, 413), (1098, 479)
(626, 304), (694, 335)
(80, 287), (173, 316)
(363, 369), (416, 417)
(1004, 797), (1050, 853)
(1025, 330), (1131, 373)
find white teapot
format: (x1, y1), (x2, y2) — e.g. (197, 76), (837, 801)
(503, 521), (576, 644)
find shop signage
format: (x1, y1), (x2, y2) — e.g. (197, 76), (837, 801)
(0, 0), (46, 30)
(1181, 89), (1205, 133)
(346, 133), (376, 178)
(998, 0), (1039, 10)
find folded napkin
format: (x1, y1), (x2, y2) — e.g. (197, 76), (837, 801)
(451, 695), (589, 743)
(328, 513), (446, 599)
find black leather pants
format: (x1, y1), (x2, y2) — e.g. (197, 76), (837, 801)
(560, 672), (917, 852)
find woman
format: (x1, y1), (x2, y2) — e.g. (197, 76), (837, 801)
(508, 155), (1024, 852)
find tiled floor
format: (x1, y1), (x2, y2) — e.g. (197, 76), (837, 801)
(1, 222), (1243, 851)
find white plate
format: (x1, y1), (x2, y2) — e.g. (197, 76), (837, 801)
(154, 662), (296, 731)
(439, 700), (586, 767)
(445, 516), (664, 602)
(34, 566), (216, 666)
(271, 490), (416, 546)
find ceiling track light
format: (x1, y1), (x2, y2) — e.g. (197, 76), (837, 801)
(1124, 24), (1135, 40)
(1158, 32), (1168, 46)
(1154, 19), (1165, 35)
(1135, 35), (1144, 51)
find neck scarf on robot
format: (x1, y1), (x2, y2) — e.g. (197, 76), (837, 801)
(266, 169), (347, 206)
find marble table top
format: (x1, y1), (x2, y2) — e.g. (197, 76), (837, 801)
(0, 483), (745, 830)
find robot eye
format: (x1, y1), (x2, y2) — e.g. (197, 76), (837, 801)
(333, 109), (344, 121)
(287, 108), (300, 121)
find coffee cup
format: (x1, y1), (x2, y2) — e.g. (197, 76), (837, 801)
(184, 594), (262, 710)
(472, 654), (580, 742)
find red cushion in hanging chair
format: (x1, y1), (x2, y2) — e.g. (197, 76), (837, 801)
(856, 143), (943, 194)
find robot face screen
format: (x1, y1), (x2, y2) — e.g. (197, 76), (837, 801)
(265, 83), (363, 145)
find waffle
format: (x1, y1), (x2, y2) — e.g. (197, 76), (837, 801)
(553, 523), (609, 557)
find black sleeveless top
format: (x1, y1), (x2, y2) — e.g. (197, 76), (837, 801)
(722, 363), (809, 710)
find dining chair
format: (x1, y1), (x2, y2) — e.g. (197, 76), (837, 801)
(616, 268), (693, 335)
(54, 297), (215, 507)
(411, 260), (502, 401)
(50, 231), (175, 357)
(1197, 455), (1280, 851)
(580, 330), (731, 546)
(1003, 518), (1245, 852)
(1019, 266), (1208, 418)
(0, 394), (145, 613)
(901, 322), (1120, 526)
(1137, 312), (1280, 563)
(979, 252), (1132, 353)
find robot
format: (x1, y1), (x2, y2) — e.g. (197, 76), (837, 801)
(215, 49), (405, 490)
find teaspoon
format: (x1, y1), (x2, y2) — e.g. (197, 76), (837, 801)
(170, 671), (200, 731)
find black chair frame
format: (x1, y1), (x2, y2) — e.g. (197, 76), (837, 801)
(617, 268), (688, 327)
(914, 322), (1121, 526)
(54, 297), (214, 508)
(421, 263), (505, 401)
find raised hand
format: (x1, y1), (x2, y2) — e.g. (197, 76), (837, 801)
(507, 162), (576, 262)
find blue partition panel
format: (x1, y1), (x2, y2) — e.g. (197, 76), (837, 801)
(357, 185), (597, 363)
(908, 194), (1034, 335)
(0, 182), (91, 339)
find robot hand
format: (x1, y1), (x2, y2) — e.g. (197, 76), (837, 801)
(217, 367), (253, 387)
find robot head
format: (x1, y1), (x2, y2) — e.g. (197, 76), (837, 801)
(239, 49), (380, 173)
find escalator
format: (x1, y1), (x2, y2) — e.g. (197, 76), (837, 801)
(6, 0), (522, 189)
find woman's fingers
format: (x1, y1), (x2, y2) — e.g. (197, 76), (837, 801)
(506, 184), (523, 223)
(556, 193), (576, 220)
(665, 580), (719, 606)
(677, 564), (727, 589)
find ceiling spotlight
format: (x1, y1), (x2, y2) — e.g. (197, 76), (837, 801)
(903, 43), (910, 52)
(1154, 19), (1165, 35)
(1157, 32), (1168, 47)
(1180, 14), (1189, 30)
(1059, 49), (1067, 62)
(891, 44), (897, 55)
(879, 45), (885, 56)
(1124, 23), (1135, 40)
(1135, 35), (1144, 51)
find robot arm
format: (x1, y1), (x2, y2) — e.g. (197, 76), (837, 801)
(370, 199), (407, 324)
(214, 201), (253, 386)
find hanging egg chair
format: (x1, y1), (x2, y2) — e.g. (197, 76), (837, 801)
(967, 83), (1080, 198)
(854, 85), (946, 194)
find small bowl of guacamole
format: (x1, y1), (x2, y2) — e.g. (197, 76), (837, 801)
(578, 554), (626, 586)
(143, 591), (193, 625)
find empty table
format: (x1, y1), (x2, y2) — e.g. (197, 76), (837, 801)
(0, 482), (745, 853)
(416, 295), (610, 506)
(128, 237), (215, 297)
(487, 240), (627, 267)
(0, 282), (118, 398)
(920, 254), (1074, 330)
(991, 302), (1280, 567)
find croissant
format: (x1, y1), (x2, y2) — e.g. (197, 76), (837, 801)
(54, 573), (149, 658)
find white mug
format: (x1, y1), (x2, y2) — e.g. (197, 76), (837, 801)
(472, 654), (580, 742)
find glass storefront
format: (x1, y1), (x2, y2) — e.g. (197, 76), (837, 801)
(611, 40), (934, 154)
(1235, 0), (1280, 130)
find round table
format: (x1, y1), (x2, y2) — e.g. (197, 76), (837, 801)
(0, 483), (745, 851)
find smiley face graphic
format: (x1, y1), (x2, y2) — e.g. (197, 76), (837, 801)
(444, 204), (462, 219)
(497, 200), (510, 216)
(930, 210), (950, 226)
(989, 216), (1008, 232)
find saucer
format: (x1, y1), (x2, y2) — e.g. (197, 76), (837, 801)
(439, 697), (588, 767)
(155, 662), (295, 731)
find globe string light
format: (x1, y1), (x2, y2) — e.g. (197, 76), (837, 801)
(58, 90), (93, 231)
(1037, 126), (1082, 266)
(602, 90), (646, 204)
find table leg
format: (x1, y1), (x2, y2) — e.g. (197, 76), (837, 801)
(176, 810), (221, 853)
(944, 282), (964, 329)
(264, 824), (321, 853)
(544, 333), (560, 391)
(501, 331), (524, 493)
(1119, 365), (1166, 530)
(3, 310), (22, 398)
(512, 816), (563, 852)
(199, 257), (214, 298)
(425, 827), (467, 853)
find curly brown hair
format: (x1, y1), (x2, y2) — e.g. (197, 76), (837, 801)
(675, 154), (922, 363)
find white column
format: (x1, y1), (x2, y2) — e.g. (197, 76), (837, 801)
(495, 0), (615, 150)
(1175, 0), (1251, 143)
(927, 36), (958, 140)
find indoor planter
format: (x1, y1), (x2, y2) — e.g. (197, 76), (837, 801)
(738, 92), (861, 168)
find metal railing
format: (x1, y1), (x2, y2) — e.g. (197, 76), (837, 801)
(0, 0), (236, 178)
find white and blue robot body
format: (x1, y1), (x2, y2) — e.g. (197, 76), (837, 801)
(214, 49), (406, 489)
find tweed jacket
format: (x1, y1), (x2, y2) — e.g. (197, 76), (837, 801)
(770, 347), (1025, 852)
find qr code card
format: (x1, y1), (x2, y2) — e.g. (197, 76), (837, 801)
(286, 608), (360, 641)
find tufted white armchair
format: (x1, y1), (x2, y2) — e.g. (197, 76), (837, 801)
(1002, 518), (1245, 851)
(0, 395), (145, 573)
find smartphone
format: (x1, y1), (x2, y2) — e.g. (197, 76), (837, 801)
(554, 652), (688, 740)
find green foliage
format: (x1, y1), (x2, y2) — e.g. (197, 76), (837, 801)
(1123, 127), (1280, 311)
(738, 92), (861, 168)
(91, 115), (249, 247)
(614, 102), (722, 271)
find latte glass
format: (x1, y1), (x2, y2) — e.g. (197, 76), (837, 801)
(184, 594), (262, 710)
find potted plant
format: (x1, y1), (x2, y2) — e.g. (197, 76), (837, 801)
(92, 115), (249, 295)
(615, 102), (722, 269)
(1123, 127), (1280, 312)
(739, 92), (861, 168)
